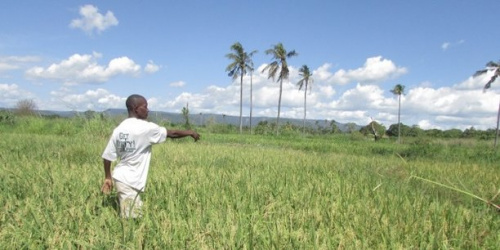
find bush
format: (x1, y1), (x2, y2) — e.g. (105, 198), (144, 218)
(398, 138), (443, 159)
(0, 110), (15, 125)
(15, 99), (38, 116)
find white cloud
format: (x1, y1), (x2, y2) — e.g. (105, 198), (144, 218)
(144, 60), (160, 73)
(418, 120), (439, 130)
(69, 5), (118, 35)
(51, 88), (124, 111)
(313, 63), (334, 82)
(0, 83), (35, 107)
(0, 56), (41, 72)
(331, 84), (392, 110)
(0, 62), (17, 72)
(160, 92), (208, 112)
(405, 87), (497, 116)
(454, 70), (499, 90)
(170, 81), (185, 87)
(441, 40), (465, 51)
(25, 52), (141, 85)
(441, 42), (450, 51)
(317, 56), (407, 85)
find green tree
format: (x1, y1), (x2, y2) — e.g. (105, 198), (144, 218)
(473, 61), (500, 147)
(387, 123), (411, 138)
(181, 103), (191, 130)
(462, 126), (478, 139)
(425, 128), (443, 138)
(442, 128), (462, 138)
(296, 65), (313, 134)
(262, 43), (298, 136)
(346, 122), (358, 133)
(390, 84), (405, 143)
(360, 120), (386, 141)
(330, 120), (341, 134)
(408, 125), (424, 137)
(226, 42), (257, 134)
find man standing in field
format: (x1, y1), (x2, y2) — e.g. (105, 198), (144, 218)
(100, 94), (200, 218)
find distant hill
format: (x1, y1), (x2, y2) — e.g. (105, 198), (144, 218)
(105, 109), (355, 132)
(1, 108), (357, 132)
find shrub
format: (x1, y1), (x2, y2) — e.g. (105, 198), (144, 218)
(15, 99), (38, 116)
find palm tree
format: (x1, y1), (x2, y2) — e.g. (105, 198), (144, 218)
(225, 42), (257, 134)
(473, 61), (500, 147)
(262, 43), (298, 135)
(248, 53), (257, 134)
(390, 84), (405, 143)
(296, 65), (313, 134)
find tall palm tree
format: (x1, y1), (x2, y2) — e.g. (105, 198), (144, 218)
(225, 42), (257, 134)
(262, 43), (298, 135)
(390, 84), (405, 143)
(473, 61), (500, 147)
(296, 65), (313, 134)
(248, 53), (257, 134)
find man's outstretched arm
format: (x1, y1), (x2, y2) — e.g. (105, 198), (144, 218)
(167, 130), (200, 141)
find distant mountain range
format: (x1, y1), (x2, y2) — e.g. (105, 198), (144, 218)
(2, 108), (357, 132)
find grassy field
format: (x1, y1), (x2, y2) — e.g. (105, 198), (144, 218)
(0, 117), (499, 249)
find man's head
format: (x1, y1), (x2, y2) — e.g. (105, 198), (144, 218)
(126, 94), (149, 120)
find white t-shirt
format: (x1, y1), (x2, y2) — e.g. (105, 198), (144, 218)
(102, 118), (167, 191)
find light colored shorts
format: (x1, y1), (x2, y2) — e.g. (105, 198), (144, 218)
(114, 180), (143, 218)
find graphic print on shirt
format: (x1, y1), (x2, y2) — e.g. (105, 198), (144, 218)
(118, 132), (136, 153)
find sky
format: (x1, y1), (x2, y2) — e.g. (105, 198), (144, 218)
(1, 0), (499, 130)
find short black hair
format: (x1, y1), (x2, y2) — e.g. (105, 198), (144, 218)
(125, 94), (145, 112)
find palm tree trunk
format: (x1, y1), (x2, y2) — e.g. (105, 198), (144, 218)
(239, 74), (243, 134)
(250, 72), (253, 135)
(397, 94), (401, 143)
(494, 99), (500, 148)
(276, 79), (283, 136)
(303, 82), (307, 134)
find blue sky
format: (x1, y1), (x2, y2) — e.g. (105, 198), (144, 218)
(1, 0), (499, 130)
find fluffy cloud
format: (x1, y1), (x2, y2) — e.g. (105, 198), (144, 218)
(334, 56), (407, 84)
(441, 40), (465, 51)
(160, 92), (209, 112)
(51, 88), (124, 111)
(69, 5), (118, 34)
(144, 61), (160, 73)
(25, 52), (141, 85)
(405, 87), (497, 116)
(170, 81), (186, 87)
(332, 84), (390, 110)
(316, 56), (407, 85)
(0, 56), (40, 72)
(454, 70), (499, 90)
(0, 62), (17, 72)
(0, 83), (35, 108)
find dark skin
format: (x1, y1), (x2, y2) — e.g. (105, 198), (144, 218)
(101, 96), (200, 194)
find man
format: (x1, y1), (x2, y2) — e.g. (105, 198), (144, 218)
(101, 94), (200, 218)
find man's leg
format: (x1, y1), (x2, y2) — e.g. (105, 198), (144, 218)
(114, 180), (143, 218)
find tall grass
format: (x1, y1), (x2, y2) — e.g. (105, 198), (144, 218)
(0, 117), (498, 248)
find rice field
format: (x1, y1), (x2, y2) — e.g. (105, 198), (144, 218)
(0, 117), (499, 249)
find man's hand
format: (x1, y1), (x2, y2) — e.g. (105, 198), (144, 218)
(191, 131), (200, 142)
(101, 178), (113, 194)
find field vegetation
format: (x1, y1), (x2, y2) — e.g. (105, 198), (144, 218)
(0, 113), (498, 248)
